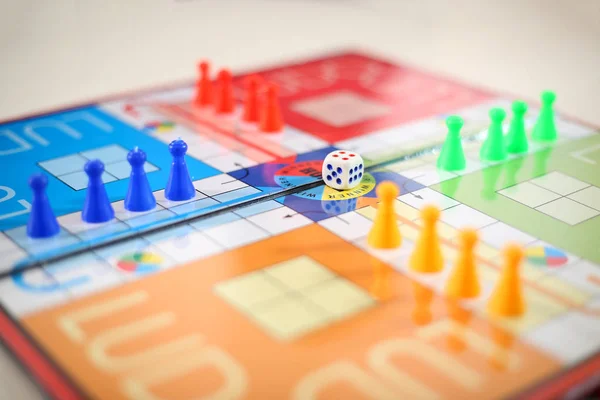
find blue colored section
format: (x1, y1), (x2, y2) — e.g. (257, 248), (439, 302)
(275, 169), (425, 222)
(229, 146), (336, 189)
(544, 246), (566, 258)
(0, 107), (220, 231)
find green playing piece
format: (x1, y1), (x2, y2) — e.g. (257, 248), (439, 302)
(532, 90), (558, 142)
(480, 108), (507, 161)
(437, 115), (466, 171)
(506, 101), (529, 153)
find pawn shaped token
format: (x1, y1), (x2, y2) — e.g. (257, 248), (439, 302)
(506, 101), (529, 153)
(480, 108), (507, 162)
(259, 83), (283, 133)
(367, 181), (402, 249)
(194, 61), (213, 107)
(487, 244), (526, 317)
(243, 75), (262, 123)
(214, 69), (234, 114)
(82, 160), (115, 223)
(124, 147), (156, 212)
(532, 90), (558, 142)
(409, 205), (443, 273)
(26, 174), (60, 238)
(165, 139), (196, 201)
(437, 115), (466, 171)
(445, 229), (481, 299)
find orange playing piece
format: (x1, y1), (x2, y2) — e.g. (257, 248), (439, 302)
(259, 83), (283, 133)
(487, 244), (526, 317)
(367, 181), (402, 249)
(445, 228), (481, 299)
(214, 69), (234, 114)
(194, 61), (212, 107)
(243, 75), (262, 122)
(409, 205), (443, 273)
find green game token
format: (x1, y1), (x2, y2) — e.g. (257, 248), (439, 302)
(532, 90), (558, 142)
(480, 108), (507, 162)
(506, 101), (529, 154)
(437, 115), (466, 171)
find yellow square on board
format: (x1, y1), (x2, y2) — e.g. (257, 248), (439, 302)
(526, 246), (546, 257)
(356, 200), (418, 222)
(357, 205), (376, 220)
(303, 278), (375, 319)
(214, 272), (286, 309)
(264, 256), (335, 291)
(394, 200), (420, 221)
(536, 275), (591, 306)
(251, 297), (332, 341)
(485, 287), (567, 334)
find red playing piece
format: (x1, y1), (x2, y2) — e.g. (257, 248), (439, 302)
(194, 61), (212, 107)
(214, 69), (235, 114)
(259, 83), (283, 133)
(243, 75), (262, 123)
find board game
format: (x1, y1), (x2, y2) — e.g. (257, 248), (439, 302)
(1, 51), (599, 400)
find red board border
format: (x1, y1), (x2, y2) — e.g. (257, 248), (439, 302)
(0, 306), (86, 400)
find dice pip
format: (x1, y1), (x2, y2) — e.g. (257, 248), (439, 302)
(322, 150), (364, 190)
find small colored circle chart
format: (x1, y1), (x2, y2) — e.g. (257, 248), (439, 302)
(117, 252), (163, 274)
(525, 246), (568, 267)
(144, 120), (176, 132)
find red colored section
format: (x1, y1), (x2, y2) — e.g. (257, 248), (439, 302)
(0, 309), (83, 400)
(234, 52), (493, 142)
(243, 75), (262, 123)
(214, 69), (235, 114)
(259, 83), (284, 133)
(520, 353), (600, 399)
(116, 260), (137, 272)
(194, 61), (213, 107)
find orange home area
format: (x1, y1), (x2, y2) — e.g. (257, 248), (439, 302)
(23, 224), (559, 399)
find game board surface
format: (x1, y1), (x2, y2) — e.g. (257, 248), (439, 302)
(1, 51), (599, 400)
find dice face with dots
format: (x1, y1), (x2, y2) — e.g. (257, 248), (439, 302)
(322, 150), (364, 190)
(321, 198), (358, 216)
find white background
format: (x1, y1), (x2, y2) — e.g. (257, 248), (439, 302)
(0, 0), (599, 398)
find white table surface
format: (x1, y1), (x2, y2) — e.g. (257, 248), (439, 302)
(1, 0), (599, 398)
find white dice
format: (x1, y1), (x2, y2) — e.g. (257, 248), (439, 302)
(322, 150), (364, 190)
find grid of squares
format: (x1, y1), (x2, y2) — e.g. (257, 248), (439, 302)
(318, 193), (598, 364)
(102, 99), (278, 173)
(0, 173), (274, 274)
(146, 99), (329, 172)
(498, 171), (600, 225)
(291, 90), (391, 127)
(214, 256), (376, 340)
(3, 86), (599, 365)
(38, 144), (159, 190)
(0, 187), (315, 317)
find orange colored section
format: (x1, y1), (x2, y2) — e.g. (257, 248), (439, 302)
(409, 205), (444, 273)
(367, 181), (402, 249)
(488, 244), (526, 317)
(446, 229), (481, 299)
(23, 225), (560, 399)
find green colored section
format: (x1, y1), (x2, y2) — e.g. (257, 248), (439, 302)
(480, 108), (507, 161)
(506, 101), (529, 154)
(437, 116), (466, 171)
(432, 134), (600, 263)
(531, 91), (558, 142)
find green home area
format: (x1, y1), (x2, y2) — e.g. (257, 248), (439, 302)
(432, 133), (600, 264)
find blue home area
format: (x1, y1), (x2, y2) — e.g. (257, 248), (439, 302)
(0, 106), (219, 231)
